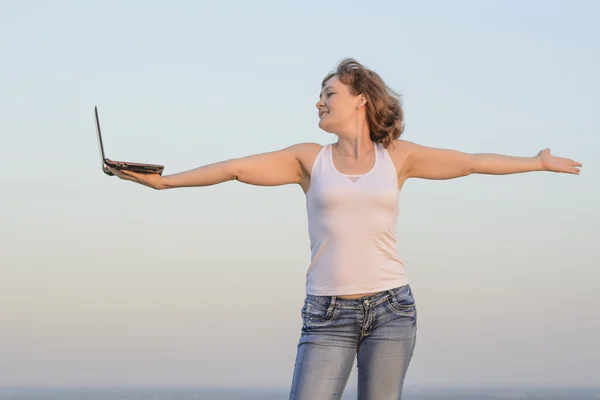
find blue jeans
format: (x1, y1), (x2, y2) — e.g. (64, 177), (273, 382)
(289, 284), (417, 400)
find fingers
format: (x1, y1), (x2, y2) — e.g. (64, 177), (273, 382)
(550, 155), (582, 174)
(557, 160), (581, 174)
(565, 166), (581, 175)
(119, 169), (138, 177)
(106, 167), (121, 177)
(560, 158), (582, 171)
(107, 167), (136, 181)
(557, 157), (578, 165)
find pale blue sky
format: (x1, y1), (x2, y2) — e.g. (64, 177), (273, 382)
(1, 0), (598, 390)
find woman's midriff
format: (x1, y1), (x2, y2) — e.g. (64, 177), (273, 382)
(337, 292), (379, 299)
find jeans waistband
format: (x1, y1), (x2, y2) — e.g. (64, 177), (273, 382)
(306, 285), (410, 310)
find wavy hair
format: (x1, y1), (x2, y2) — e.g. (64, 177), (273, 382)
(322, 58), (404, 148)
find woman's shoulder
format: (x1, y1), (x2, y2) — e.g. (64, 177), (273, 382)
(387, 139), (416, 152)
(289, 142), (324, 158)
(290, 142), (323, 150)
(291, 142), (325, 171)
(387, 139), (425, 159)
(383, 140), (417, 174)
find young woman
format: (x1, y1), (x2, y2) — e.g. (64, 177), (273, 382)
(108, 58), (582, 399)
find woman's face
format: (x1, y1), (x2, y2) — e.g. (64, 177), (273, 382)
(316, 75), (363, 134)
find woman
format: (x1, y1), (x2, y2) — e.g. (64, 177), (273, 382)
(108, 58), (582, 399)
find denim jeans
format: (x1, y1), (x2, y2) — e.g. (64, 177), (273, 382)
(289, 284), (417, 400)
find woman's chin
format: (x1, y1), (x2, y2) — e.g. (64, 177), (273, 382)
(318, 120), (334, 133)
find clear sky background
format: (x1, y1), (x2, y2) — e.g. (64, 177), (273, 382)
(1, 0), (598, 390)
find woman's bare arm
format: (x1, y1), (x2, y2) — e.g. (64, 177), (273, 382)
(108, 143), (321, 190)
(392, 140), (581, 181)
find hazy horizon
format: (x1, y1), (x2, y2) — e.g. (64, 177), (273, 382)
(1, 0), (598, 390)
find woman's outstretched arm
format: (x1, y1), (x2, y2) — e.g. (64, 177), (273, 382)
(107, 143), (320, 190)
(394, 140), (582, 180)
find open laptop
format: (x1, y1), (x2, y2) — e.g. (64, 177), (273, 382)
(94, 105), (164, 176)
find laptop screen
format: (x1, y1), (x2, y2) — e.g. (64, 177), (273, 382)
(94, 106), (106, 170)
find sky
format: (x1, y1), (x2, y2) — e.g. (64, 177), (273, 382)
(1, 0), (599, 390)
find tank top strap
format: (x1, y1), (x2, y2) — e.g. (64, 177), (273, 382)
(307, 144), (329, 186)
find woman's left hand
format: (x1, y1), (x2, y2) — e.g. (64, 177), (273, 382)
(107, 166), (165, 189)
(538, 148), (582, 175)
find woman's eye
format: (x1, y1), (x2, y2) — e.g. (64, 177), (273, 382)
(327, 93), (334, 97)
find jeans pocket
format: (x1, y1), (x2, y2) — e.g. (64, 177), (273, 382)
(301, 297), (336, 325)
(388, 285), (417, 314)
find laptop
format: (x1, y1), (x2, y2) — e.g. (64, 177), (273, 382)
(94, 105), (164, 176)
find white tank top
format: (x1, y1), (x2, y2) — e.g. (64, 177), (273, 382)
(305, 143), (408, 296)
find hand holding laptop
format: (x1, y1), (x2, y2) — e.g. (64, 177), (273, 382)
(107, 166), (165, 189)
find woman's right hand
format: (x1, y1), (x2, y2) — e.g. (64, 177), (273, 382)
(107, 166), (166, 190)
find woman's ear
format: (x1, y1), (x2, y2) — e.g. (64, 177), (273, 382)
(355, 95), (367, 109)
